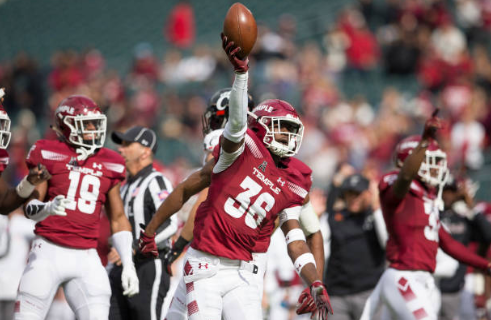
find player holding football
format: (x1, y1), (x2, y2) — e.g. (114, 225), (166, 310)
(163, 88), (325, 320)
(138, 34), (332, 320)
(0, 88), (51, 215)
(14, 95), (139, 320)
(360, 111), (491, 320)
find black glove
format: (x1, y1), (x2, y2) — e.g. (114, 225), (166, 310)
(163, 236), (190, 275)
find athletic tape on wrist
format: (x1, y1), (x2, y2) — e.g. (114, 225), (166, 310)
(285, 228), (306, 245)
(294, 252), (316, 274)
(16, 176), (35, 198)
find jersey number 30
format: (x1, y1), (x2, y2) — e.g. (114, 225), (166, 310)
(224, 176), (275, 229)
(66, 171), (101, 214)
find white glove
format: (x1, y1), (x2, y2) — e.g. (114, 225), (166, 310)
(452, 200), (477, 220)
(25, 195), (70, 222)
(121, 265), (139, 297)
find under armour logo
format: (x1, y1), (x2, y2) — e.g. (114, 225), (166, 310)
(198, 263), (209, 269)
(277, 177), (285, 187)
(258, 161), (268, 172)
(93, 162), (102, 170)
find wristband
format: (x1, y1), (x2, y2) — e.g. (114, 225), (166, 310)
(285, 228), (306, 245)
(173, 236), (190, 252)
(16, 176), (36, 198)
(294, 253), (316, 274)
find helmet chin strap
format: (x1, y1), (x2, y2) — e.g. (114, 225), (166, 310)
(76, 146), (97, 161)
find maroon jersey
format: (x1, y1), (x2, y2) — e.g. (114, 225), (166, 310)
(0, 149), (8, 173)
(192, 129), (311, 261)
(252, 157), (312, 253)
(26, 140), (125, 249)
(380, 170), (440, 272)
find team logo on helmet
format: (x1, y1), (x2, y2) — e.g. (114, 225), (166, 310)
(248, 99), (304, 158)
(202, 88), (255, 135)
(54, 95), (107, 152)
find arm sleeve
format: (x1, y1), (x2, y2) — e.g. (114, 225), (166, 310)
(148, 175), (178, 247)
(433, 248), (459, 279)
(439, 227), (489, 270)
(222, 72), (248, 143)
(373, 208), (388, 249)
(299, 201), (321, 236)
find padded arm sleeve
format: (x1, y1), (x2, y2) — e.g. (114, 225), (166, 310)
(223, 72), (248, 143)
(299, 201), (320, 236)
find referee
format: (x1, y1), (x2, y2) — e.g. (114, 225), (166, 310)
(108, 126), (177, 320)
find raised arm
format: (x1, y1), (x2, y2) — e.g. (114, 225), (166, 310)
(392, 110), (441, 198)
(220, 33), (249, 155)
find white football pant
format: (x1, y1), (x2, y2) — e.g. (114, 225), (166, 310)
(360, 268), (440, 320)
(15, 236), (111, 320)
(165, 248), (264, 320)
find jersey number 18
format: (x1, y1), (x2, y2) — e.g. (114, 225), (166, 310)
(66, 171), (101, 214)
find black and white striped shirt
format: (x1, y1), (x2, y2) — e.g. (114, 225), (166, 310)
(120, 164), (177, 249)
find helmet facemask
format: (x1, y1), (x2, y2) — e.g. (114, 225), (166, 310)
(63, 114), (107, 150)
(258, 115), (304, 157)
(418, 149), (449, 187)
(419, 149), (449, 211)
(0, 114), (11, 149)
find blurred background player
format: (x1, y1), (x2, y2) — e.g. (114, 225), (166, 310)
(109, 125), (176, 320)
(14, 95), (139, 320)
(324, 173), (386, 320)
(438, 174), (491, 320)
(138, 34), (332, 320)
(361, 110), (491, 320)
(0, 88), (51, 215)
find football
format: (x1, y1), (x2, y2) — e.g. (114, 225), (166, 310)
(223, 2), (257, 59)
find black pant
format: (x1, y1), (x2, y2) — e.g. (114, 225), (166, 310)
(109, 257), (170, 320)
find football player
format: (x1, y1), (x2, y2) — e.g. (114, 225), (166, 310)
(0, 88), (51, 215)
(14, 95), (139, 320)
(164, 88), (325, 320)
(138, 34), (332, 320)
(360, 110), (491, 320)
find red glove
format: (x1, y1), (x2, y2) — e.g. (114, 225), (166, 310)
(310, 281), (334, 320)
(138, 229), (158, 258)
(296, 287), (317, 315)
(221, 33), (249, 73)
(422, 109), (442, 141)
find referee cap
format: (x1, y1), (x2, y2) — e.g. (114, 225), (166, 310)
(111, 126), (158, 153)
(340, 174), (369, 194)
